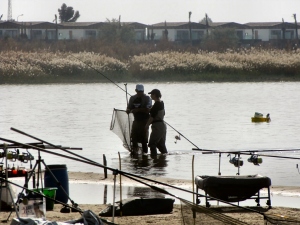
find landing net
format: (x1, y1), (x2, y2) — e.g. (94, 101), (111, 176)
(110, 108), (133, 151)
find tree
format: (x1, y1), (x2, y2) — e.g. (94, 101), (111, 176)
(201, 28), (239, 51)
(58, 3), (80, 23)
(199, 14), (213, 25)
(100, 18), (135, 43)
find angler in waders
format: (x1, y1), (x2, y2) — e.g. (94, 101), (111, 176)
(146, 89), (168, 156)
(126, 84), (152, 155)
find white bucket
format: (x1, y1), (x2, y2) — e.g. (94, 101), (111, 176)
(18, 192), (46, 219)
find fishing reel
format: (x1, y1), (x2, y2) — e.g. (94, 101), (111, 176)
(6, 149), (34, 163)
(247, 154), (262, 166)
(6, 150), (18, 161)
(18, 152), (34, 163)
(174, 135), (181, 144)
(228, 154), (243, 167)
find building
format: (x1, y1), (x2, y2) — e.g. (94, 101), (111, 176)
(149, 22), (207, 43)
(0, 20), (299, 44)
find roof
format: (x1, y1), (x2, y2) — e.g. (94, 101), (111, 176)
(1, 20), (299, 30)
(23, 22), (61, 29)
(0, 21), (62, 29)
(121, 22), (147, 29)
(60, 22), (104, 29)
(246, 22), (299, 29)
(151, 22), (207, 29)
(210, 22), (250, 29)
(0, 21), (21, 29)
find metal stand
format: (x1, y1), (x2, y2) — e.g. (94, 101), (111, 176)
(112, 170), (118, 223)
(5, 148), (78, 221)
(195, 181), (272, 209)
(23, 149), (77, 204)
(0, 144), (20, 223)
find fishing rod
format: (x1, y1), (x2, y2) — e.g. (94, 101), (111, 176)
(1, 138), (265, 220)
(0, 136), (281, 217)
(193, 147), (300, 160)
(0, 136), (203, 196)
(71, 53), (201, 150)
(70, 54), (127, 93)
(193, 147), (300, 154)
(193, 147), (300, 169)
(11, 127), (94, 165)
(0, 177), (83, 213)
(166, 121), (200, 149)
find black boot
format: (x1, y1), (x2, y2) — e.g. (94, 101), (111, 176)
(150, 147), (157, 156)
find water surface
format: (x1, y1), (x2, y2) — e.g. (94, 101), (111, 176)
(1, 82), (300, 187)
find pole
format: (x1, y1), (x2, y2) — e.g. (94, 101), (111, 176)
(103, 154), (107, 178)
(293, 14), (298, 43)
(118, 152), (122, 217)
(237, 153), (241, 175)
(112, 171), (117, 223)
(192, 155), (196, 222)
(218, 153), (221, 175)
(124, 84), (132, 152)
(3, 144), (20, 220)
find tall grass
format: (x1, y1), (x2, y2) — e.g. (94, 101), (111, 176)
(129, 49), (300, 76)
(0, 51), (127, 80)
(1, 41), (300, 83)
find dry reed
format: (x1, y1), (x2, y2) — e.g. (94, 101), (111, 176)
(1, 48), (300, 83)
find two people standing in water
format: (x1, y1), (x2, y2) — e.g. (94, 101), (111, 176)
(126, 84), (167, 156)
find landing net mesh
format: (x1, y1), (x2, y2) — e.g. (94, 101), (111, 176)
(110, 109), (133, 151)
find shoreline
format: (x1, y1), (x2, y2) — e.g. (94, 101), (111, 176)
(1, 77), (300, 85)
(68, 171), (300, 197)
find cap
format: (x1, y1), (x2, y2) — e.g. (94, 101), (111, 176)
(136, 84), (144, 92)
(148, 89), (161, 98)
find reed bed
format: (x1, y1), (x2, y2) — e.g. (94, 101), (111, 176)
(130, 49), (300, 75)
(1, 48), (300, 83)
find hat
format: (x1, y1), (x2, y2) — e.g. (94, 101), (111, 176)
(148, 89), (161, 98)
(136, 84), (144, 92)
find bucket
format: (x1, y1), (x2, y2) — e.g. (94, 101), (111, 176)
(32, 187), (57, 210)
(44, 164), (69, 204)
(18, 191), (45, 219)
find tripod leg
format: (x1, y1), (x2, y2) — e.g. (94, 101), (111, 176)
(3, 182), (20, 222)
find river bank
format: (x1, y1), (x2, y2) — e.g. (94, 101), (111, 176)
(2, 204), (300, 225)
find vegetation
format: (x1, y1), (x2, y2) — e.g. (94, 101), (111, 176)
(0, 37), (300, 84)
(199, 13), (212, 25)
(201, 28), (239, 51)
(58, 3), (80, 23)
(99, 19), (136, 44)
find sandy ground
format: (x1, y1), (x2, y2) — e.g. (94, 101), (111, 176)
(1, 172), (300, 225)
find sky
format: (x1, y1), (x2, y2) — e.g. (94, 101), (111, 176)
(1, 0), (300, 24)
